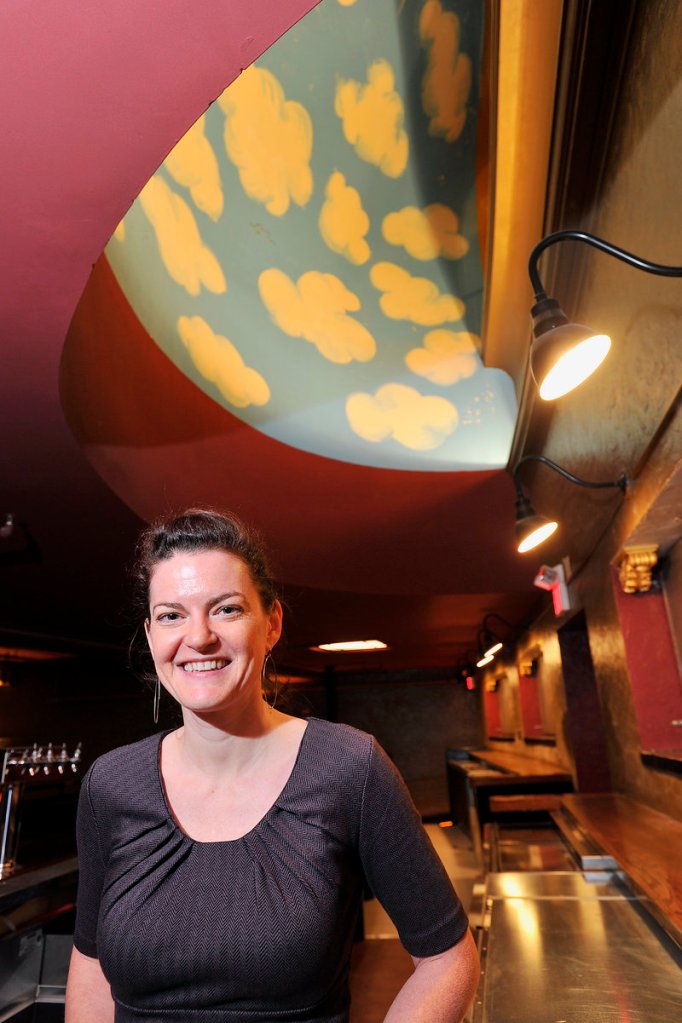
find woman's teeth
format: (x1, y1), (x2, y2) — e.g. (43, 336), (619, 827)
(183, 660), (227, 672)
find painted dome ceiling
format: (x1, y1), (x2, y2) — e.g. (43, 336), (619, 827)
(1, 0), (566, 668)
(105, 0), (516, 472)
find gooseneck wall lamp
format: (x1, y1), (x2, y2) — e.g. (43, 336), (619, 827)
(513, 454), (628, 554)
(475, 613), (523, 668)
(528, 230), (682, 399)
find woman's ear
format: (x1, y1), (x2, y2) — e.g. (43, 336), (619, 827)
(144, 618), (152, 650)
(267, 600), (283, 649)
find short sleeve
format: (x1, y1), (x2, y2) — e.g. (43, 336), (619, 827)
(358, 739), (469, 957)
(73, 766), (107, 959)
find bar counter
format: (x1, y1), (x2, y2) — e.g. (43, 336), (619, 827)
(469, 792), (682, 1021)
(446, 748), (573, 854)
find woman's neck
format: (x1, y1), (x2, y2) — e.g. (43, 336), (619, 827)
(172, 700), (291, 777)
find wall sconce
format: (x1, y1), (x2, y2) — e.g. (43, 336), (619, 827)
(476, 613), (523, 667)
(528, 229), (682, 399)
(513, 454), (628, 553)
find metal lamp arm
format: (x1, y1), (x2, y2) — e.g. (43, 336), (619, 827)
(528, 229), (682, 301)
(482, 612), (522, 635)
(513, 453), (628, 494)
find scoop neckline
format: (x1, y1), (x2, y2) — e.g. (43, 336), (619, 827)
(154, 717), (314, 846)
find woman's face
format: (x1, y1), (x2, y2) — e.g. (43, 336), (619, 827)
(145, 549), (282, 719)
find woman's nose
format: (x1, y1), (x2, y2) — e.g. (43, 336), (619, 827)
(186, 615), (218, 649)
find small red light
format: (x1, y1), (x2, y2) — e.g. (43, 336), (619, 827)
(466, 675), (475, 691)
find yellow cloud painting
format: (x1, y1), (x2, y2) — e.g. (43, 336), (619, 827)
(370, 262), (464, 325)
(406, 329), (480, 385)
(319, 171), (371, 264)
(346, 383), (458, 450)
(177, 315), (270, 408)
(164, 114), (223, 221)
(382, 204), (469, 261)
(335, 60), (408, 178)
(258, 268), (376, 364)
(419, 0), (472, 142)
(219, 66), (313, 216)
(138, 176), (226, 296)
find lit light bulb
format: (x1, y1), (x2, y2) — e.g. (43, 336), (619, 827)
(517, 519), (558, 554)
(538, 334), (611, 400)
(483, 640), (503, 659)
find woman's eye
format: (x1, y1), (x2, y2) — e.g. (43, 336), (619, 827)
(216, 604), (241, 617)
(157, 611), (181, 623)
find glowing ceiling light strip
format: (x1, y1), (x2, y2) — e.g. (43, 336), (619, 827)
(314, 639), (388, 652)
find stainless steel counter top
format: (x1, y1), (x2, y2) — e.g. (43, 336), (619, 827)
(483, 869), (635, 902)
(471, 871), (682, 1023)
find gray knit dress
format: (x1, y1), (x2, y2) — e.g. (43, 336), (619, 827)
(74, 718), (469, 1022)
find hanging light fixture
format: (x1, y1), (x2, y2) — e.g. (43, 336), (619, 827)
(528, 230), (682, 399)
(512, 454), (628, 553)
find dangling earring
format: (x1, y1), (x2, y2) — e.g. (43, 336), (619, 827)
(153, 676), (161, 725)
(261, 650), (276, 708)
(261, 650), (273, 688)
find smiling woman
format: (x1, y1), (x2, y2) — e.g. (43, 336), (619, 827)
(65, 508), (479, 1023)
(144, 548), (282, 720)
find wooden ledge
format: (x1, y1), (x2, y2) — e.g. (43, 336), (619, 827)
(560, 793), (682, 943)
(470, 748), (572, 780)
(490, 793), (564, 814)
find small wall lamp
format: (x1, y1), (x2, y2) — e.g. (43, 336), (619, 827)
(513, 454), (628, 553)
(476, 613), (523, 667)
(528, 230), (682, 399)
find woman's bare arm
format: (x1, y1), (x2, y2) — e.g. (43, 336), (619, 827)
(383, 928), (480, 1023)
(65, 947), (115, 1023)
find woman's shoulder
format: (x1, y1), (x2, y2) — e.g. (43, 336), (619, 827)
(84, 731), (164, 797)
(304, 717), (374, 754)
(299, 717), (379, 781)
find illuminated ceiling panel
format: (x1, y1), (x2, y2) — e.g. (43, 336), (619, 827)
(106, 0), (516, 471)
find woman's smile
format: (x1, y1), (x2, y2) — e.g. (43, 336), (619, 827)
(181, 659), (230, 673)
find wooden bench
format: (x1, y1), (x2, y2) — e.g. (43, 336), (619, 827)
(557, 793), (682, 946)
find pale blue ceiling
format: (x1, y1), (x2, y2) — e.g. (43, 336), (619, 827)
(106, 0), (517, 471)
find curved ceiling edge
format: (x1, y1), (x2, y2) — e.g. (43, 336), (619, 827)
(61, 256), (532, 598)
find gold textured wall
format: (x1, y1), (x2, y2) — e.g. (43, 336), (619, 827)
(501, 0), (682, 820)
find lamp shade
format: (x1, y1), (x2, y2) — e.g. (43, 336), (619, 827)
(525, 228), (682, 400)
(530, 298), (611, 400)
(531, 324), (611, 400)
(514, 490), (558, 553)
(516, 514), (558, 553)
